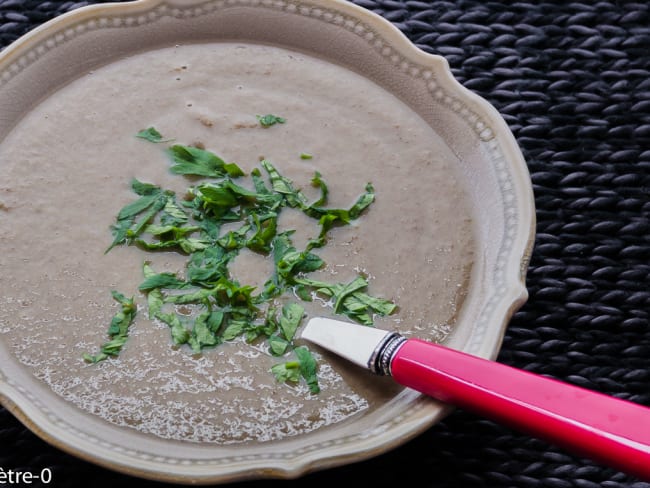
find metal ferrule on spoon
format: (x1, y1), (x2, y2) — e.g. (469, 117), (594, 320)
(301, 317), (650, 481)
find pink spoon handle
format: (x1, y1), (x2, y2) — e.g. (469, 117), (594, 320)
(390, 339), (650, 480)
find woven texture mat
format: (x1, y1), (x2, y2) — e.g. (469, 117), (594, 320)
(1, 1), (649, 487)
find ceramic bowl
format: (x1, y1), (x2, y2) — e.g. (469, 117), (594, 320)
(0, 0), (535, 483)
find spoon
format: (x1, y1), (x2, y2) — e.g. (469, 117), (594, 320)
(300, 317), (650, 480)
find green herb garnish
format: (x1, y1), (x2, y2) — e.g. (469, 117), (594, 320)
(83, 291), (137, 363)
(136, 127), (172, 143)
(86, 125), (397, 393)
(256, 114), (286, 127)
(166, 144), (245, 178)
(271, 345), (320, 393)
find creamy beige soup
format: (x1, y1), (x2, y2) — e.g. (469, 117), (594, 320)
(0, 43), (475, 443)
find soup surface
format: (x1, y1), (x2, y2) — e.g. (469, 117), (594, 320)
(0, 43), (475, 443)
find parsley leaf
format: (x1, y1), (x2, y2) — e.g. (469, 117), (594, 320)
(295, 346), (320, 393)
(256, 114), (286, 127)
(136, 127), (172, 143)
(138, 271), (188, 291)
(268, 334), (291, 356)
(270, 346), (320, 393)
(294, 275), (397, 325)
(142, 262), (164, 318)
(270, 361), (301, 384)
(260, 159), (307, 207)
(279, 303), (304, 342)
(246, 213), (278, 253)
(310, 171), (328, 207)
(166, 145), (244, 178)
(83, 291), (137, 363)
(188, 310), (223, 353)
(105, 179), (170, 253)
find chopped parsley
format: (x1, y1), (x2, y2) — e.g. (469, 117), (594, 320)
(85, 125), (397, 393)
(83, 291), (137, 363)
(136, 127), (172, 143)
(256, 114), (286, 127)
(166, 144), (245, 178)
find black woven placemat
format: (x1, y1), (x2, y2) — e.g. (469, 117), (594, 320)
(1, 1), (649, 487)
